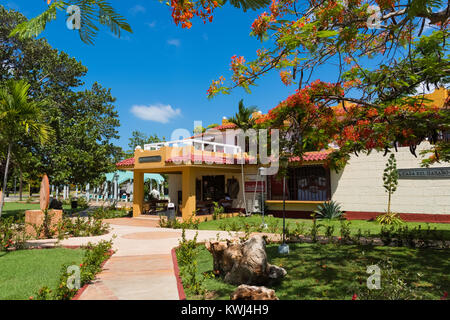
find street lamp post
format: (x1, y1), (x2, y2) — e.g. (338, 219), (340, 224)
(278, 156), (289, 255)
(259, 167), (267, 229)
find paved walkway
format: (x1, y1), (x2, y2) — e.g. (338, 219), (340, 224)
(29, 217), (239, 300)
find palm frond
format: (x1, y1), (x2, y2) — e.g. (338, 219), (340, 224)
(0, 80), (54, 145)
(9, 0), (132, 45)
(9, 1), (66, 40)
(226, 0), (271, 11)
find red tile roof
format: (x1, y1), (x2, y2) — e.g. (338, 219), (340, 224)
(116, 157), (134, 168)
(212, 123), (237, 130)
(289, 151), (331, 162)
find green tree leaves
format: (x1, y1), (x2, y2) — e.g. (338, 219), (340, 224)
(1, 8), (121, 187)
(9, 1), (132, 45)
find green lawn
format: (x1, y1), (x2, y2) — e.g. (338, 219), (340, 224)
(198, 214), (450, 240)
(0, 248), (84, 300)
(184, 243), (450, 300)
(1, 202), (82, 220)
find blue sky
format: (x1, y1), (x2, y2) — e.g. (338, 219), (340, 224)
(5, 1), (339, 150)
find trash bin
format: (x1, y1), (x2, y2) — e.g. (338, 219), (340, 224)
(166, 202), (175, 220)
(71, 198), (78, 209)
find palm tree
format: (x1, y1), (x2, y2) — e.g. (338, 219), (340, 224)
(0, 80), (53, 216)
(228, 99), (258, 131)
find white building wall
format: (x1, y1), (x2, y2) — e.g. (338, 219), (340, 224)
(330, 142), (450, 215)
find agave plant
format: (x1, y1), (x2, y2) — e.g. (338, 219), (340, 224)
(376, 212), (404, 226)
(314, 201), (343, 220)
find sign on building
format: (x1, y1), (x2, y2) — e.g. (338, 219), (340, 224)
(245, 181), (266, 193)
(397, 167), (450, 179)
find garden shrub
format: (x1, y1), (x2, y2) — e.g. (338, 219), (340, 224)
(35, 239), (114, 300)
(352, 258), (426, 300)
(158, 215), (199, 230)
(0, 216), (28, 251)
(57, 214), (110, 240)
(212, 202), (224, 221)
(376, 211), (404, 226)
(90, 206), (131, 219)
(309, 215), (322, 243)
(339, 220), (352, 243)
(177, 228), (207, 296)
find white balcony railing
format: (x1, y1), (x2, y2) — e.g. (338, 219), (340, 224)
(141, 139), (242, 154)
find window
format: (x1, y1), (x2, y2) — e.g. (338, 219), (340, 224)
(269, 166), (330, 201)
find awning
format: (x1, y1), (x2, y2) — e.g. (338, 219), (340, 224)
(104, 171), (164, 185)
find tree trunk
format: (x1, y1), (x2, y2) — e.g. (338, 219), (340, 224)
(0, 144), (12, 217)
(205, 235), (287, 286)
(19, 170), (23, 201)
(388, 192), (391, 213)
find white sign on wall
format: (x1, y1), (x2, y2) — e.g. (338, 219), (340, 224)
(398, 167), (450, 179)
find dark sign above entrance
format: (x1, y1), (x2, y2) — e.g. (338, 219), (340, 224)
(397, 167), (450, 179)
(138, 156), (162, 164)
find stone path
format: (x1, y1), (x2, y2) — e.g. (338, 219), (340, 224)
(29, 216), (239, 300)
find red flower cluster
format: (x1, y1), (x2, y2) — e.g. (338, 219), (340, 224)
(251, 12), (276, 40)
(170, 0), (219, 29)
(230, 55), (247, 85)
(280, 70), (293, 86)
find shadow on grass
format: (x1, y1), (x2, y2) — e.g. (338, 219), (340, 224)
(190, 243), (450, 300)
(267, 243), (450, 300)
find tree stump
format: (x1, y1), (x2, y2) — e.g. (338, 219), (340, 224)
(230, 285), (279, 300)
(205, 235), (287, 286)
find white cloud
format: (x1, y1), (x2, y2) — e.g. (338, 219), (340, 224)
(167, 39), (181, 47)
(131, 104), (181, 123)
(146, 21), (156, 28)
(129, 5), (146, 15)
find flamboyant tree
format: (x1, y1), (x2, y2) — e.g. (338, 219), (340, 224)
(16, 0), (450, 168)
(203, 0), (450, 168)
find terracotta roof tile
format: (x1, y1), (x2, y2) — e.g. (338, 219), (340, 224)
(289, 151), (331, 162)
(116, 157), (134, 168)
